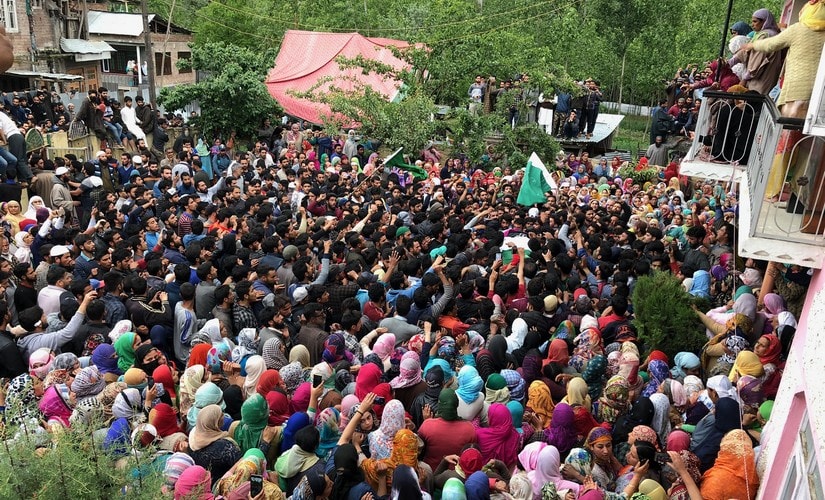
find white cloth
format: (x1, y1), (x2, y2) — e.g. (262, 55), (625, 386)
(120, 105), (145, 140)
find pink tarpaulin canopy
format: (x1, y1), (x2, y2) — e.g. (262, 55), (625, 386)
(265, 30), (414, 125)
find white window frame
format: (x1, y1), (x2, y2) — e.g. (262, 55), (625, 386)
(1, 0), (19, 33)
(805, 41), (825, 136)
(101, 59), (110, 73)
(780, 411), (824, 498)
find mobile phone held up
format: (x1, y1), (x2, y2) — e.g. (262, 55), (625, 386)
(250, 474), (263, 497)
(313, 374), (323, 387)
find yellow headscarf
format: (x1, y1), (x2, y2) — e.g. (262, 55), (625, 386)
(729, 350), (765, 381)
(527, 381), (555, 429)
(562, 377), (592, 412)
(801, 0), (825, 31)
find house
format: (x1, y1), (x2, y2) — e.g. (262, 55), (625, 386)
(678, 0), (825, 496)
(0, 0), (194, 98)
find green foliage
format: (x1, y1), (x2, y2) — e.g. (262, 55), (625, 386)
(447, 108), (502, 163)
(616, 164), (660, 184)
(157, 42), (280, 138)
(631, 272), (709, 359)
(0, 424), (164, 499)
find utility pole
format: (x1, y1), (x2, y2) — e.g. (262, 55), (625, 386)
(141, 0), (157, 108)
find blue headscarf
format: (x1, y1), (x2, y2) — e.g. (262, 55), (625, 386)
(281, 412), (312, 453)
(689, 270), (711, 299)
(424, 357), (454, 384)
(670, 352), (700, 381)
(456, 365), (483, 404)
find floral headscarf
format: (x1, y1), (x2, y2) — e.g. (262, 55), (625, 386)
(598, 375), (630, 424)
(279, 362), (304, 395)
(368, 399), (405, 460)
(641, 360), (670, 398)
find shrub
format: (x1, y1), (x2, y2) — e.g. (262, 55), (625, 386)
(631, 271), (709, 359)
(0, 421), (164, 499)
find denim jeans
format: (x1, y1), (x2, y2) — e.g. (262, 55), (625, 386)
(0, 147), (17, 176)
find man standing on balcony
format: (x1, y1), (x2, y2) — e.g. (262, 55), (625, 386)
(135, 96), (156, 150)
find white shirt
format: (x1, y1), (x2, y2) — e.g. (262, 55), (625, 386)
(0, 112), (22, 138)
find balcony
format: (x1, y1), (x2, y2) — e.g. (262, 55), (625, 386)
(679, 91), (770, 182)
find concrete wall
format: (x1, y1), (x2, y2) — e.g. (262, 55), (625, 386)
(757, 260), (825, 497)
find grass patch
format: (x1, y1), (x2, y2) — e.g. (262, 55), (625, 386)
(613, 114), (651, 158)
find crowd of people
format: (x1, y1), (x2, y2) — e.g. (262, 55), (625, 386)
(0, 7), (818, 497)
(0, 97), (810, 500)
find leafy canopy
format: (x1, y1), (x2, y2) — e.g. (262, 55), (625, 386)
(157, 42), (280, 137)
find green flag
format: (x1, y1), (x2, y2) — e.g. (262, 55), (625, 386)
(516, 152), (552, 206)
(383, 147), (428, 180)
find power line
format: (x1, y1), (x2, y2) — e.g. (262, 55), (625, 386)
(184, 0), (559, 35)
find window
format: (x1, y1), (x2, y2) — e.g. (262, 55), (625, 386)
(154, 52), (172, 76)
(100, 58), (110, 73)
(782, 412), (824, 499)
(0, 0), (19, 32)
(30, 0), (41, 9)
(177, 51), (192, 73)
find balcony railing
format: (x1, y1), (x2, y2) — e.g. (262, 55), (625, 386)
(749, 117), (825, 246)
(680, 91), (771, 181)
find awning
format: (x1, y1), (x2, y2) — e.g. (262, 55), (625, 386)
(60, 38), (116, 62)
(4, 70), (84, 81)
(87, 11), (154, 37)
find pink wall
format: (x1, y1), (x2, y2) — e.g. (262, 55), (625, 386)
(757, 264), (825, 497)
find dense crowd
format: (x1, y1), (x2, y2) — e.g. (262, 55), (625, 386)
(0, 106), (809, 500)
(0, 6), (816, 496)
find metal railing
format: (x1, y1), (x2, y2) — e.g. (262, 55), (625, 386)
(751, 115), (825, 243)
(688, 91), (769, 168)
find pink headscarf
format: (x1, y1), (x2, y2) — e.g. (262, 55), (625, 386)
(389, 353), (422, 389)
(476, 403), (520, 468)
(667, 429), (692, 452)
(174, 465), (214, 499)
(339, 394), (361, 430)
(289, 382), (311, 414)
(29, 347), (55, 380)
(373, 333), (396, 361)
(517, 441), (547, 473)
(529, 445), (581, 497)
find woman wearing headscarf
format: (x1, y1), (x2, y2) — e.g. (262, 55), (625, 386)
(179, 365), (208, 416)
(754, 333), (783, 399)
(537, 403), (578, 455)
(484, 373), (510, 404)
(188, 343), (212, 369)
(581, 354), (607, 403)
(149, 402), (182, 438)
(526, 380), (555, 429)
(688, 270), (711, 299)
(612, 396), (655, 446)
(188, 404), (241, 486)
(262, 336), (289, 371)
(698, 429), (759, 500)
(669, 352), (701, 382)
(543, 338), (570, 368)
(255, 369), (284, 396)
(368, 399), (405, 460)
(648, 393), (672, 447)
(729, 350), (765, 382)
(419, 388), (478, 470)
(530, 445), (580, 499)
(362, 429), (422, 493)
(691, 397), (742, 472)
(290, 383), (311, 414)
(390, 352), (426, 409)
(241, 355), (266, 398)
(476, 403), (520, 469)
(315, 407), (341, 462)
(331, 443), (376, 500)
(39, 383), (74, 428)
(214, 448), (283, 499)
(475, 335), (510, 381)
(228, 393), (269, 454)
(355, 362), (383, 401)
(641, 360), (670, 399)
(279, 362), (305, 396)
(441, 477), (466, 500)
(174, 465), (214, 500)
(597, 375), (630, 425)
(187, 382), (231, 431)
(13, 230), (33, 265)
(71, 365), (106, 401)
(456, 365), (485, 422)
(731, 8), (783, 96)
(114, 332), (140, 373)
(570, 328), (604, 374)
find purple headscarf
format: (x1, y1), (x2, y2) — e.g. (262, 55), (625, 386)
(543, 403), (578, 455)
(753, 8), (780, 36)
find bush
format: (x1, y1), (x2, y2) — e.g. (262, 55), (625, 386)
(0, 422), (164, 499)
(616, 164), (660, 185)
(631, 271), (709, 359)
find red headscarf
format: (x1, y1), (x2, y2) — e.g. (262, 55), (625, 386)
(355, 363), (383, 400)
(152, 364), (177, 399)
(544, 339), (570, 367)
(757, 334), (782, 366)
(266, 391), (290, 426)
(372, 383), (393, 418)
(188, 344), (211, 368)
(647, 350), (669, 364)
(149, 403), (182, 437)
(256, 369), (284, 395)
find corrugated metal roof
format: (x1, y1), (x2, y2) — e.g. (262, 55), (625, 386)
(87, 11), (154, 37)
(5, 70), (84, 81)
(60, 38), (116, 54)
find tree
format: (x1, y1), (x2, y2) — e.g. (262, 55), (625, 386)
(157, 42), (280, 138)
